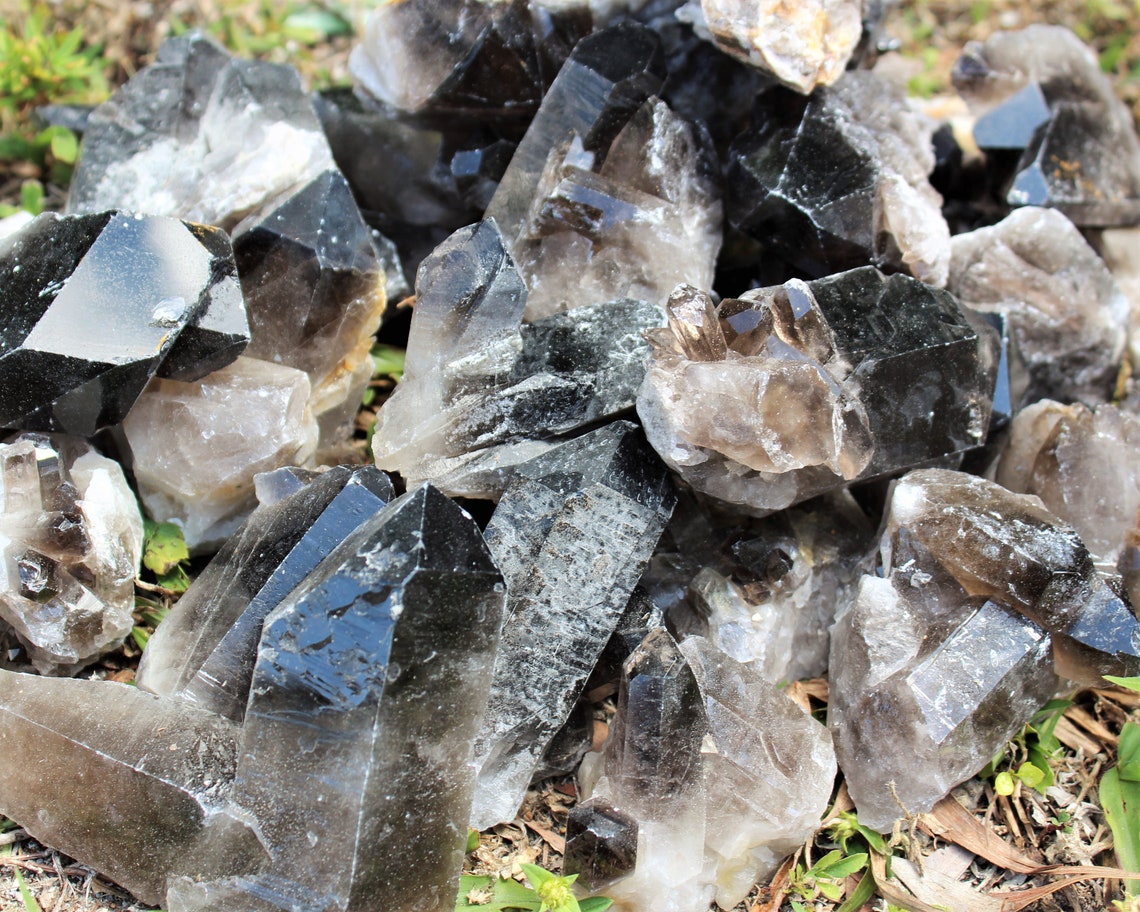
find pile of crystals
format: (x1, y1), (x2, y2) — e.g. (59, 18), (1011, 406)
(2, 2), (1140, 911)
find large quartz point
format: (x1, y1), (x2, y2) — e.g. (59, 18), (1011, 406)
(0, 671), (265, 905)
(166, 484), (506, 912)
(829, 569), (1059, 832)
(637, 273), (998, 515)
(137, 466), (394, 720)
(68, 34), (334, 229)
(485, 22), (665, 245)
(511, 97), (723, 319)
(470, 422), (675, 828)
(0, 434), (144, 674)
(122, 357), (319, 552)
(372, 220), (664, 497)
(727, 71), (951, 285)
(948, 207), (1129, 406)
(350, 0), (589, 122)
(883, 469), (1140, 683)
(232, 169), (389, 448)
(953, 25), (1140, 225)
(0, 211), (248, 435)
(677, 0), (862, 93)
(570, 631), (837, 910)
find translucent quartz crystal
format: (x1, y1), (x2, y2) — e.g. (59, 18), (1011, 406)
(0, 434), (143, 674)
(0, 211), (248, 435)
(727, 70), (951, 285)
(165, 485), (506, 912)
(953, 25), (1140, 225)
(998, 400), (1140, 570)
(948, 207), (1129, 405)
(470, 423), (675, 828)
(679, 0), (862, 93)
(68, 34), (334, 230)
(829, 571), (1058, 831)
(485, 23), (665, 244)
(123, 356), (318, 552)
(350, 0), (589, 120)
(232, 169), (389, 449)
(136, 466), (394, 720)
(637, 271), (998, 515)
(513, 98), (723, 319)
(372, 220), (664, 497)
(884, 469), (1140, 683)
(0, 670), (264, 905)
(570, 631), (836, 910)
(1091, 226), (1140, 367)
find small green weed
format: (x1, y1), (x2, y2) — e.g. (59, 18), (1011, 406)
(982, 697), (1071, 797)
(456, 864), (612, 912)
(1104, 675), (1140, 903)
(12, 869), (43, 912)
(140, 519), (192, 593)
(787, 848), (869, 909)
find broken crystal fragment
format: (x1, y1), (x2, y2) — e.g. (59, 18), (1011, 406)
(232, 169), (389, 448)
(0, 671), (265, 905)
(470, 422), (675, 828)
(122, 357), (319, 552)
(637, 271), (998, 515)
(0, 433), (144, 674)
(167, 484), (505, 912)
(0, 211), (248, 435)
(485, 22), (665, 245)
(69, 34), (334, 229)
(829, 570), (1058, 832)
(948, 207), (1129, 406)
(883, 469), (1140, 683)
(678, 0), (862, 93)
(727, 70), (951, 285)
(512, 97), (723, 319)
(953, 25), (1140, 225)
(372, 220), (664, 497)
(137, 466), (394, 720)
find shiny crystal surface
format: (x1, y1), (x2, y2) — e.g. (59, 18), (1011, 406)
(0, 433), (143, 674)
(68, 34), (334, 230)
(167, 484), (505, 912)
(727, 70), (951, 284)
(470, 422), (675, 828)
(0, 211), (248, 435)
(137, 466), (394, 720)
(954, 25), (1140, 225)
(638, 270), (998, 514)
(122, 356), (319, 552)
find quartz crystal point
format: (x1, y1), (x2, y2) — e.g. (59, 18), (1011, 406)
(637, 272), (998, 515)
(0, 211), (248, 435)
(372, 220), (664, 497)
(829, 569), (1058, 832)
(884, 469), (1140, 683)
(136, 466), (394, 720)
(485, 23), (665, 244)
(350, 0), (589, 121)
(232, 169), (389, 448)
(677, 0), (862, 93)
(0, 670), (265, 905)
(470, 422), (675, 828)
(571, 631), (837, 910)
(727, 71), (951, 285)
(512, 97), (723, 319)
(68, 33), (334, 230)
(122, 357), (319, 552)
(948, 207), (1129, 405)
(953, 25), (1140, 225)
(166, 484), (506, 912)
(0, 433), (144, 674)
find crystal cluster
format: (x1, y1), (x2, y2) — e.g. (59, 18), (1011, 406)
(0, 434), (143, 674)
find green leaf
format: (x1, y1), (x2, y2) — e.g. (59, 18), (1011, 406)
(578, 899), (613, 912)
(13, 869), (42, 912)
(836, 870), (877, 912)
(1119, 722), (1140, 782)
(282, 9), (353, 44)
(520, 865), (555, 889)
(19, 180), (43, 215)
(1105, 675), (1140, 694)
(48, 126), (78, 164)
(817, 852), (868, 880)
(371, 344), (406, 381)
(994, 771), (1015, 796)
(1016, 760), (1046, 790)
(142, 519), (190, 576)
(131, 625), (150, 651)
(455, 874), (540, 912)
(466, 828), (480, 853)
(856, 823), (887, 855)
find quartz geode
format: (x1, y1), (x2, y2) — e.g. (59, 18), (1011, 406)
(637, 271), (998, 515)
(0, 211), (248, 435)
(0, 433), (144, 674)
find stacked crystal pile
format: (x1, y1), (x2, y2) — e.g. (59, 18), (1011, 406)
(1, 3), (1140, 911)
